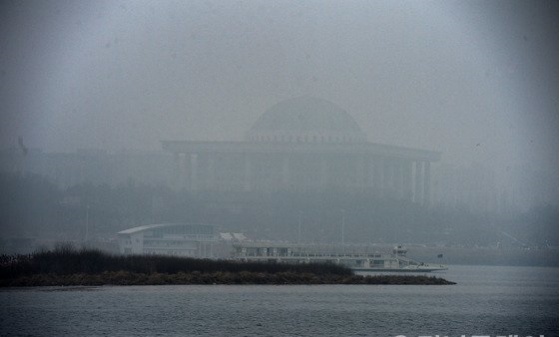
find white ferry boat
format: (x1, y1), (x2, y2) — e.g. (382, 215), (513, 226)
(232, 243), (447, 272)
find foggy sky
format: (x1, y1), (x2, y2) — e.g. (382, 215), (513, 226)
(0, 0), (558, 203)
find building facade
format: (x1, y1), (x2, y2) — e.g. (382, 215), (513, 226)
(117, 223), (217, 257)
(163, 97), (440, 205)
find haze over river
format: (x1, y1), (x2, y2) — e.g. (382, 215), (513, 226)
(1, 265), (557, 337)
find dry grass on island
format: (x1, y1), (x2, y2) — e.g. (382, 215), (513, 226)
(0, 245), (455, 287)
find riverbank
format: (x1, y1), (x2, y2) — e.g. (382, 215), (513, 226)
(0, 271), (455, 286)
(0, 247), (455, 286)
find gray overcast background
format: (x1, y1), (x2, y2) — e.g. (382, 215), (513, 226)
(0, 0), (557, 204)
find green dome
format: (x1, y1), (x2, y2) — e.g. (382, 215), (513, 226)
(246, 97), (366, 143)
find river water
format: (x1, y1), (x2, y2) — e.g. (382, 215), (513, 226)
(0, 265), (557, 337)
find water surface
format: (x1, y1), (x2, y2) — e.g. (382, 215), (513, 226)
(1, 265), (557, 337)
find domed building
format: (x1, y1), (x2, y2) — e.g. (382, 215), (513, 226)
(163, 97), (439, 204)
(245, 97), (366, 144)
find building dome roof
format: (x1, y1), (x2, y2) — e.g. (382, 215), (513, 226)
(246, 97), (366, 143)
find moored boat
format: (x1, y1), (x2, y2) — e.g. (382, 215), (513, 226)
(232, 243), (447, 272)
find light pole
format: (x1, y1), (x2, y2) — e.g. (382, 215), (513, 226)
(298, 210), (302, 244)
(85, 204), (90, 242)
(341, 209), (346, 245)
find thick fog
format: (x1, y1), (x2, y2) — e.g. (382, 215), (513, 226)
(0, 1), (557, 256)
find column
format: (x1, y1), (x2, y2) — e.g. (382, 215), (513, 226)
(395, 159), (404, 199)
(403, 160), (413, 201)
(389, 158), (398, 197)
(414, 160), (423, 204)
(423, 161), (431, 206)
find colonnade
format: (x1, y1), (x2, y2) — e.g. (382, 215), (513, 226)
(172, 151), (433, 206)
